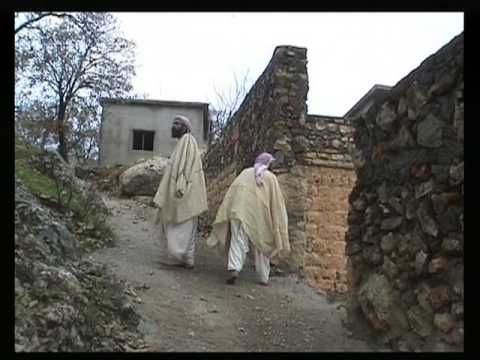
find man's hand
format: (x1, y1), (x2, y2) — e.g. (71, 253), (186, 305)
(175, 189), (185, 198)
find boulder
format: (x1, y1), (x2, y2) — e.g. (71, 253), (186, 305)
(119, 157), (169, 196)
(357, 274), (409, 334)
(434, 313), (455, 333)
(417, 114), (444, 148)
(407, 305), (434, 338)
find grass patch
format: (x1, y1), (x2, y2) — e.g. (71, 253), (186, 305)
(15, 139), (42, 161)
(15, 159), (58, 199)
(15, 138), (116, 250)
(15, 139), (52, 197)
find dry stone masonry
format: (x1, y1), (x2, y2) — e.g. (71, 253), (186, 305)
(204, 45), (310, 273)
(346, 33), (463, 351)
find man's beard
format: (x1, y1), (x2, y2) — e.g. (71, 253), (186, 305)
(171, 127), (183, 138)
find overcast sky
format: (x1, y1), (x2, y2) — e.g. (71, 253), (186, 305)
(114, 12), (463, 117)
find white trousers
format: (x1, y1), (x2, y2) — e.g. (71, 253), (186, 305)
(156, 211), (198, 266)
(228, 219), (270, 284)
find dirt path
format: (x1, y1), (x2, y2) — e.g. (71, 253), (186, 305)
(91, 195), (381, 352)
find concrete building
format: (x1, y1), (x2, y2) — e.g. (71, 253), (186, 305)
(99, 98), (209, 166)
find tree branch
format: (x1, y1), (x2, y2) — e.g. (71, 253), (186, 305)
(15, 12), (76, 35)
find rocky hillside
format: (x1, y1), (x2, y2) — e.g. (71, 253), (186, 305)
(15, 142), (147, 351)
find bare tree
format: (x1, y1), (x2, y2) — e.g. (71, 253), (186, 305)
(209, 70), (251, 144)
(15, 12), (77, 82)
(15, 12), (136, 162)
(15, 12), (76, 35)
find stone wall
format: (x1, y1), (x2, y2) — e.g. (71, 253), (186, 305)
(204, 47), (357, 290)
(300, 115), (354, 168)
(204, 45), (309, 271)
(346, 33), (463, 351)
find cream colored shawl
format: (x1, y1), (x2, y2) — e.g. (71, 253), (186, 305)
(153, 133), (208, 224)
(206, 167), (290, 259)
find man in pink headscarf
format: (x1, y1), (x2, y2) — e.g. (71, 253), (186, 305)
(153, 115), (208, 269)
(207, 152), (290, 285)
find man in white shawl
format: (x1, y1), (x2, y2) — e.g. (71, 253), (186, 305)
(153, 115), (208, 269)
(207, 152), (290, 285)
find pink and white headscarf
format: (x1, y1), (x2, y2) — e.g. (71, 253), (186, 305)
(254, 152), (275, 185)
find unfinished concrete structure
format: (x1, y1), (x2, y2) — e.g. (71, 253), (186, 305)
(99, 98), (209, 166)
